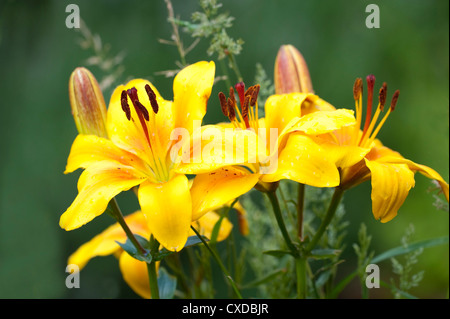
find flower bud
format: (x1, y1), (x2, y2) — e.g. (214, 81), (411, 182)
(274, 45), (314, 94)
(69, 67), (108, 138)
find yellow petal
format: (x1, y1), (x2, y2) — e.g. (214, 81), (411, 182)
(314, 136), (370, 169)
(119, 251), (159, 299)
(65, 134), (147, 174)
(261, 133), (340, 187)
(68, 211), (149, 270)
(174, 124), (261, 174)
(191, 211), (233, 242)
(264, 93), (314, 135)
(138, 174), (192, 252)
(286, 109), (356, 136)
(172, 61), (215, 134)
(365, 159), (416, 223)
(60, 161), (146, 230)
(365, 144), (449, 202)
(190, 167), (260, 221)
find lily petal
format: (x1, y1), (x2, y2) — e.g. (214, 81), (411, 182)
(175, 124), (260, 174)
(261, 133), (340, 187)
(366, 144), (449, 201)
(138, 174), (192, 252)
(190, 167), (260, 221)
(65, 134), (147, 174)
(264, 93), (315, 135)
(365, 159), (416, 223)
(60, 161), (146, 230)
(68, 211), (149, 270)
(119, 251), (158, 299)
(172, 61), (215, 134)
(286, 109), (356, 136)
(191, 211), (233, 242)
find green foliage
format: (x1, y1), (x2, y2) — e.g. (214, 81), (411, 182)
(389, 224), (425, 298)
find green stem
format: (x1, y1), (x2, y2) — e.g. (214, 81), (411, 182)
(305, 187), (344, 253)
(266, 191), (298, 257)
(227, 53), (243, 83)
(191, 226), (243, 299)
(147, 235), (160, 299)
(297, 183), (305, 241)
(296, 257), (307, 299)
(108, 198), (146, 255)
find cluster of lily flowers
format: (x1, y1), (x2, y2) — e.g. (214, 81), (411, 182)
(61, 45), (448, 298)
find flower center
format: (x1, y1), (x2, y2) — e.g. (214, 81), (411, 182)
(218, 82), (261, 131)
(120, 85), (170, 181)
(352, 75), (400, 148)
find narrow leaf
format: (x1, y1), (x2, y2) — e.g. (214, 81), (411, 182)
(157, 268), (177, 299)
(371, 236), (449, 264)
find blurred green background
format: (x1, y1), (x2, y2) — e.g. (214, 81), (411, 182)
(0, 0), (448, 298)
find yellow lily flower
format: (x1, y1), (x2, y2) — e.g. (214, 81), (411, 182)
(313, 75), (449, 222)
(176, 82), (356, 195)
(68, 209), (234, 299)
(61, 61), (245, 252)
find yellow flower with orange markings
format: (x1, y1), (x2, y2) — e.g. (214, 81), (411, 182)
(60, 61), (252, 252)
(313, 75), (449, 222)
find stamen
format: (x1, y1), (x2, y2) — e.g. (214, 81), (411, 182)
(227, 97), (236, 121)
(390, 90), (400, 111)
(250, 84), (260, 106)
(127, 87), (149, 121)
(219, 92), (228, 117)
(234, 82), (246, 106)
(229, 87), (236, 105)
(120, 90), (131, 120)
(242, 95), (251, 129)
(379, 82), (387, 111)
(145, 84), (159, 114)
(353, 78), (363, 101)
(362, 74), (376, 134)
(360, 83), (388, 147)
(366, 89), (399, 147)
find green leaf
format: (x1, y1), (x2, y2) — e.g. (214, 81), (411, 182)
(116, 235), (152, 263)
(241, 268), (286, 289)
(263, 250), (294, 258)
(329, 236), (448, 299)
(380, 280), (418, 299)
(309, 249), (342, 259)
(371, 236), (449, 264)
(157, 268), (177, 299)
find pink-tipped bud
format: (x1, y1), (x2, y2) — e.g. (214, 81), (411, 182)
(274, 45), (314, 94)
(69, 67), (108, 138)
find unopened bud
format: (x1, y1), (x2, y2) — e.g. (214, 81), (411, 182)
(69, 67), (108, 138)
(274, 45), (314, 94)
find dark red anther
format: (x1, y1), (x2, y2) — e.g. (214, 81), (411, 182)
(390, 90), (400, 111)
(353, 78), (363, 101)
(145, 84), (159, 114)
(218, 92), (228, 117)
(242, 95), (250, 129)
(378, 82), (387, 111)
(120, 90), (131, 120)
(250, 84), (260, 106)
(227, 97), (236, 121)
(127, 87), (150, 121)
